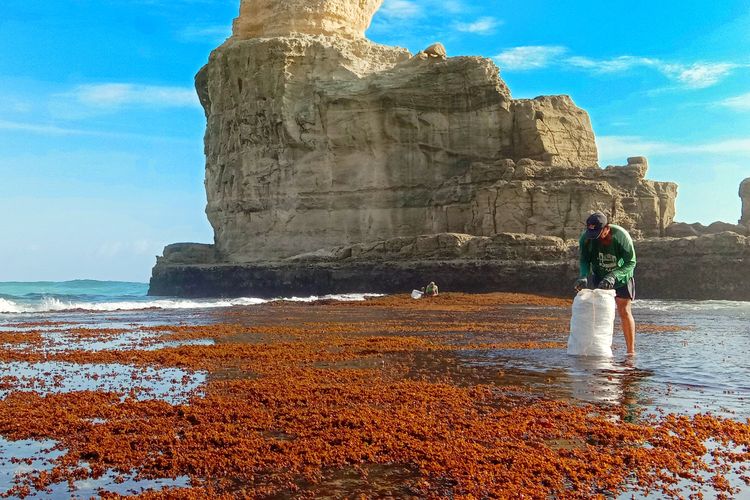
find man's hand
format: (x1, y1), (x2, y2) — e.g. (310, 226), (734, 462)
(598, 275), (616, 290)
(574, 278), (588, 291)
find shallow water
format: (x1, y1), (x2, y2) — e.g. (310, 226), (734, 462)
(0, 362), (205, 404)
(0, 437), (190, 499)
(0, 293), (748, 497)
(1, 297), (748, 417)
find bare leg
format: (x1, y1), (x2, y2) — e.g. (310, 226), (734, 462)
(616, 297), (635, 355)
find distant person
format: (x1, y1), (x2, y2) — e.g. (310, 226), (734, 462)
(424, 281), (439, 297)
(574, 212), (637, 355)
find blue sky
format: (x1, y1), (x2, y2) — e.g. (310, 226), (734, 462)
(1, 0), (748, 282)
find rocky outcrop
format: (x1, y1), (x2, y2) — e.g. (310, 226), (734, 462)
(149, 231), (750, 300)
(665, 221), (748, 238)
(232, 0), (382, 40)
(740, 178), (750, 227)
(152, 0), (750, 300)
(510, 96), (598, 168)
(196, 0), (676, 263)
(469, 156), (675, 240)
(665, 181), (750, 237)
(159, 243), (220, 265)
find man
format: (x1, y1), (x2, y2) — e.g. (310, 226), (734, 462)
(424, 281), (439, 297)
(574, 212), (637, 355)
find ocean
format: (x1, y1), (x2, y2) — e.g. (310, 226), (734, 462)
(0, 280), (377, 314)
(2, 280), (748, 418)
(0, 280), (748, 497)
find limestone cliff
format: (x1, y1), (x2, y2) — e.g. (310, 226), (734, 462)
(195, 0), (675, 263)
(150, 0), (750, 300)
(232, 0), (382, 40)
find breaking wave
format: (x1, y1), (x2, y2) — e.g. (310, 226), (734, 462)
(0, 281), (381, 314)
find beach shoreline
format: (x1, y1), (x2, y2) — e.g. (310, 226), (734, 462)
(0, 292), (748, 498)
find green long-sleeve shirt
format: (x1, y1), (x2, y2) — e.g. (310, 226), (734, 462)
(578, 224), (636, 287)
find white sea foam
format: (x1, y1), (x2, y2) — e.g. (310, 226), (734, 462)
(635, 299), (750, 314)
(0, 298), (23, 314)
(0, 293), (381, 314)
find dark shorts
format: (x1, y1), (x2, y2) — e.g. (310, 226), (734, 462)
(588, 275), (635, 300)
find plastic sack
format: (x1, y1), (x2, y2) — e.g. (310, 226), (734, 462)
(411, 289), (424, 299)
(567, 288), (616, 357)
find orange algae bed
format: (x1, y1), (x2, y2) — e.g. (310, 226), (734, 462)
(0, 292), (746, 498)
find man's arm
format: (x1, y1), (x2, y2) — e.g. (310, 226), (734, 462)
(578, 233), (591, 278)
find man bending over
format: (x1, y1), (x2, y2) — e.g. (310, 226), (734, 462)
(574, 212), (637, 355)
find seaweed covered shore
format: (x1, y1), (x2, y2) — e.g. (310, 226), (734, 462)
(0, 293), (748, 498)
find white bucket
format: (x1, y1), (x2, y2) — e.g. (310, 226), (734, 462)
(567, 288), (616, 357)
(411, 289), (424, 299)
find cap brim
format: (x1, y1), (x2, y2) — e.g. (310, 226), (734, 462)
(585, 228), (603, 239)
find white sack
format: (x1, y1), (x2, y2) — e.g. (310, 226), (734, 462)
(567, 288), (616, 357)
(411, 289), (424, 299)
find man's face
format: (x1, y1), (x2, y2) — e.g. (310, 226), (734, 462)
(587, 222), (606, 239)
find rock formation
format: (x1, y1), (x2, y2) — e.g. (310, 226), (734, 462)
(740, 178), (750, 227)
(665, 221), (748, 238)
(195, 0), (674, 263)
(232, 0), (381, 40)
(150, 231), (750, 300)
(149, 0), (750, 300)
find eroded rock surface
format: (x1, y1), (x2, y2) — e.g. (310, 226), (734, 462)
(196, 0), (675, 262)
(152, 0), (745, 298)
(232, 0), (382, 40)
(666, 221), (748, 238)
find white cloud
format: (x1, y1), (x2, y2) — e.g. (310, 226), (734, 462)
(0, 119), (105, 136)
(0, 97), (33, 114)
(493, 45), (568, 70)
(380, 0), (421, 19)
(440, 0), (464, 14)
(0, 119), (194, 142)
(565, 55), (659, 73)
(132, 240), (157, 255)
(660, 62), (740, 89)
(565, 56), (739, 89)
(455, 17), (502, 35)
(596, 136), (671, 159)
(720, 92), (750, 111)
(69, 83), (199, 109)
(495, 46), (743, 89)
(177, 24), (231, 43)
(687, 138), (750, 154)
(96, 241), (124, 259)
(597, 135), (750, 161)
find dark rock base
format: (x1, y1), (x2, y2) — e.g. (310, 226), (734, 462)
(149, 256), (750, 301)
(149, 260), (577, 298)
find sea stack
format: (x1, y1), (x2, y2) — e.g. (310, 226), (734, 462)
(196, 0), (674, 262)
(149, 0), (750, 300)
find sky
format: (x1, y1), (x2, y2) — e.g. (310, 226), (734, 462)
(1, 0), (748, 282)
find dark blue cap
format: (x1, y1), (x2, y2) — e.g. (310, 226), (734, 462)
(585, 212), (608, 239)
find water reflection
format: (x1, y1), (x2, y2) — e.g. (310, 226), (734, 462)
(0, 362), (205, 404)
(0, 436), (190, 498)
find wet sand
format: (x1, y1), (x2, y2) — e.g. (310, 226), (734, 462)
(0, 293), (748, 498)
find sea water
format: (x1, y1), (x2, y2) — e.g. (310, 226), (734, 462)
(0, 281), (748, 497)
(0, 280), (378, 315)
(0, 281), (385, 497)
(1, 280), (748, 416)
